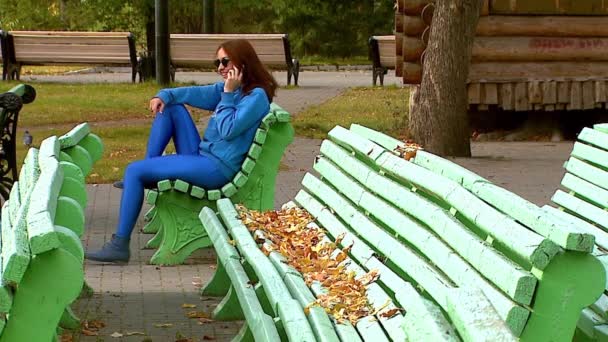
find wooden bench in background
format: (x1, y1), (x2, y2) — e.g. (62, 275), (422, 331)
(1, 31), (139, 82)
(168, 34), (300, 86)
(198, 124), (605, 341)
(368, 35), (395, 86)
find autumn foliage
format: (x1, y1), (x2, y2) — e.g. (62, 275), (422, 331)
(237, 205), (380, 324)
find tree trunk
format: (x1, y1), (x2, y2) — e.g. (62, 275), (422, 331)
(409, 0), (481, 157)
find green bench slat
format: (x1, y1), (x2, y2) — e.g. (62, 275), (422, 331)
(320, 140), (536, 305)
(561, 172), (608, 210)
(595, 123), (608, 134)
(572, 141), (608, 170)
(39, 136), (60, 160)
(273, 265), (340, 342)
(261, 113), (277, 129)
(157, 180), (172, 192)
(301, 172), (528, 336)
(58, 123), (91, 148)
(470, 181), (594, 252)
(233, 172), (248, 188)
(349, 123), (403, 151)
(146, 190), (158, 205)
(248, 143), (263, 160)
(542, 205), (608, 251)
(579, 126), (608, 151)
(446, 287), (517, 342)
(254, 128), (267, 144)
(552, 190), (608, 231)
(565, 157), (608, 191)
(199, 208), (282, 342)
(241, 157), (256, 175)
(18, 149), (40, 202)
(330, 125), (558, 270)
(55, 225), (84, 261)
(26, 161), (63, 254)
(190, 185), (205, 199)
(221, 183), (238, 198)
(328, 125), (385, 162)
(412, 150), (593, 252)
(215, 199), (316, 341)
(173, 179), (190, 193)
(1, 201), (30, 286)
(207, 189), (222, 201)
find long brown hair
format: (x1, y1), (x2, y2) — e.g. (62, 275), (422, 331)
(217, 39), (278, 101)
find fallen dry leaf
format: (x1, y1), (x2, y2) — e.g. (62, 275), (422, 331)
(380, 307), (403, 319)
(394, 140), (423, 161)
(125, 331), (146, 336)
(202, 336), (216, 340)
(153, 323), (173, 328)
(198, 317), (214, 324)
(186, 311), (211, 319)
(181, 303), (197, 309)
(110, 332), (123, 338)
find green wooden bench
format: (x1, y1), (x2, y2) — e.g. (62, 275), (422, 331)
(198, 124), (605, 341)
(0, 123), (102, 341)
(142, 103), (294, 265)
(532, 123), (608, 341)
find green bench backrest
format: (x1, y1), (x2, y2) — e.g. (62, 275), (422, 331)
(545, 123), (608, 341)
(147, 102), (294, 209)
(291, 124), (603, 341)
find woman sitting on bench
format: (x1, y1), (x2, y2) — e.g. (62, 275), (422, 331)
(86, 39), (279, 263)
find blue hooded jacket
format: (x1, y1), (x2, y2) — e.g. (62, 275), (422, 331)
(156, 82), (270, 179)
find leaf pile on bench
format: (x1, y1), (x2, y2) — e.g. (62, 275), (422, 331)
(0, 123), (102, 341)
(198, 123), (605, 341)
(142, 103), (294, 265)
(237, 204), (381, 325)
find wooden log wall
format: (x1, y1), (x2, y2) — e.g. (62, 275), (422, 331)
(395, 0), (608, 111)
(395, 0), (433, 84)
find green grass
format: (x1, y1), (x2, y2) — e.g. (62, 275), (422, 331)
(5, 82), (408, 183)
(293, 85), (410, 139)
(0, 81), (215, 127)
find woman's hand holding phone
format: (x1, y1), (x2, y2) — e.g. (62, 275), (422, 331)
(224, 66), (243, 93)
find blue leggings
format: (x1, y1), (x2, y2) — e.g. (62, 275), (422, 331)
(116, 104), (229, 238)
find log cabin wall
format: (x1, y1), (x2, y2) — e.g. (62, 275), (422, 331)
(395, 0), (608, 111)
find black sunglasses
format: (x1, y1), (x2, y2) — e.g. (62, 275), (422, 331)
(213, 57), (230, 68)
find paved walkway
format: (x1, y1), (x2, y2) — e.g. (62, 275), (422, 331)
(20, 69), (574, 341)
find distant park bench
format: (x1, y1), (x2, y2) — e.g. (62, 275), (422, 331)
(167, 33), (300, 85)
(368, 35), (395, 86)
(1, 31), (139, 82)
